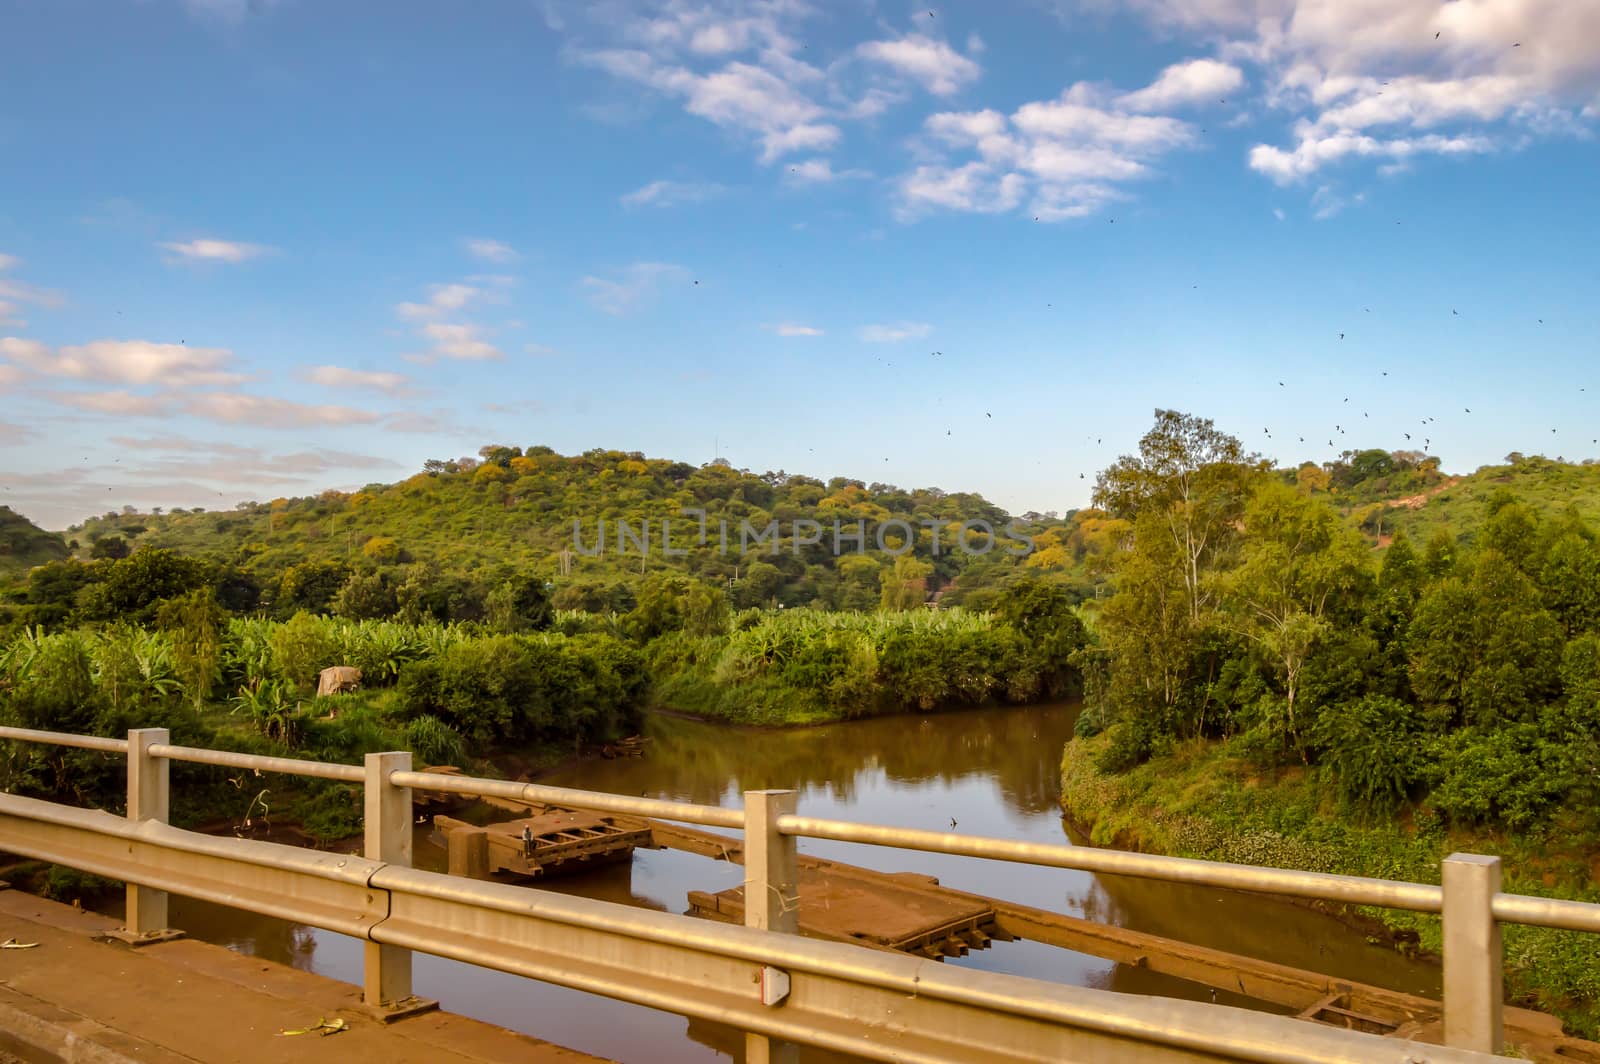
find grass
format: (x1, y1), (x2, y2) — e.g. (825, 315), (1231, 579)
(1060, 732), (1600, 1038)
(1356, 457), (1600, 546)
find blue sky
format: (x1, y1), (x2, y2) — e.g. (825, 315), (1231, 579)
(2, 0), (1598, 528)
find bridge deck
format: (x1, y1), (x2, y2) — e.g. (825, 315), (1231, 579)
(0, 888), (608, 1064)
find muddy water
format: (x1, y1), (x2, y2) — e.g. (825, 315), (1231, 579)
(172, 703), (1441, 1062)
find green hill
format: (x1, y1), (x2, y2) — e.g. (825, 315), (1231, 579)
(1367, 455), (1600, 545)
(45, 446), (1080, 617)
(0, 506), (68, 577)
(1298, 448), (1600, 544)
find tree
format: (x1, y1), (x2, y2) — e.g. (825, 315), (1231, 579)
(90, 535), (131, 560)
(94, 548), (206, 622)
(878, 555), (933, 611)
(1094, 410), (1258, 623)
(1295, 463), (1330, 495)
(993, 578), (1088, 696)
(1409, 550), (1564, 728)
(1221, 481), (1372, 752)
(333, 571), (398, 620)
(277, 559), (350, 615)
(485, 574), (553, 634)
(1095, 509), (1196, 735)
(156, 588), (225, 712)
(362, 536), (401, 564)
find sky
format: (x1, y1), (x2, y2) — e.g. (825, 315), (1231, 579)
(1, 0), (1598, 530)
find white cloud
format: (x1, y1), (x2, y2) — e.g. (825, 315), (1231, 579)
(159, 238), (271, 264)
(1273, 206), (1287, 220)
(581, 262), (690, 315)
(902, 83), (1193, 221)
(859, 321), (933, 343)
(2, 337), (247, 387)
(0, 276), (66, 326)
(418, 322), (504, 361)
(1249, 128), (1492, 184)
(1118, 58), (1245, 111)
(0, 364), (26, 388)
(0, 420), (34, 446)
(0, 253), (17, 271)
(1309, 183), (1366, 219)
(182, 0), (281, 20)
(383, 410), (465, 434)
(301, 365), (414, 394)
(114, 445), (399, 483)
(767, 322), (823, 336)
(582, 49), (840, 163)
(857, 34), (981, 96)
(621, 179), (729, 207)
(396, 282), (484, 320)
(783, 158), (868, 183)
(182, 392), (383, 426)
(49, 390), (179, 417)
(898, 161), (1027, 218)
(464, 238), (519, 263)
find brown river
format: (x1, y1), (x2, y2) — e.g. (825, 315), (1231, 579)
(170, 703), (1441, 1062)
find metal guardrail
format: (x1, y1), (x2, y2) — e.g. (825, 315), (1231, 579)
(0, 787), (1490, 1064)
(2, 723), (1595, 1058)
(0, 725), (128, 754)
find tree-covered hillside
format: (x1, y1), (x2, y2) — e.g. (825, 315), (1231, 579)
(0, 506), (68, 579)
(11, 446), (1082, 630)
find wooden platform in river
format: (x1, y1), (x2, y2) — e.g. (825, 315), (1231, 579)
(689, 865), (1003, 959)
(433, 810), (652, 880)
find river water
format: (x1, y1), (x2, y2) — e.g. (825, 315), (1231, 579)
(171, 703), (1441, 1062)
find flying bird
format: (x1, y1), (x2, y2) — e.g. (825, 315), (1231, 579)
(1435, 30), (1441, 38)
(1339, 333), (1344, 339)
(986, 412), (992, 418)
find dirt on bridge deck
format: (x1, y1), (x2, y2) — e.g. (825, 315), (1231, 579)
(0, 887), (609, 1064)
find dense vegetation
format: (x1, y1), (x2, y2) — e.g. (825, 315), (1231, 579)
(649, 587), (1085, 725)
(1, 446), (1081, 632)
(0, 610), (647, 837)
(1061, 409), (1600, 1035)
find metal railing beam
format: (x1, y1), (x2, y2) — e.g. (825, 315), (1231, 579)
(773, 814), (1444, 913)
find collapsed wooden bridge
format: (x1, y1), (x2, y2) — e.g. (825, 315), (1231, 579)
(437, 798), (1600, 1062)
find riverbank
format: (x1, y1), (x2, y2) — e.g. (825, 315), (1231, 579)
(1059, 732), (1600, 1038)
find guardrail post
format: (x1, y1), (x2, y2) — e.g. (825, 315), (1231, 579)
(1442, 852), (1503, 1053)
(743, 789), (798, 1064)
(122, 727), (179, 942)
(364, 750), (417, 1012)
